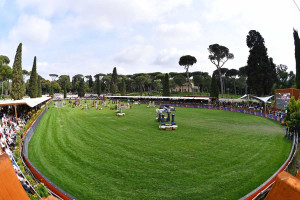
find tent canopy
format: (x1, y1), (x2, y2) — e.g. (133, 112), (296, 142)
(239, 94), (273, 103)
(0, 96), (51, 108)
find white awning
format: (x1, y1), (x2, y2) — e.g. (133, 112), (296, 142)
(239, 94), (273, 103)
(0, 96), (51, 108)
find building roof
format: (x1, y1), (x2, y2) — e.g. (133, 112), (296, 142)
(0, 96), (51, 107)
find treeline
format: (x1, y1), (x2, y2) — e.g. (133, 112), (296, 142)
(38, 30), (299, 97)
(37, 63), (294, 98)
(0, 29), (299, 100)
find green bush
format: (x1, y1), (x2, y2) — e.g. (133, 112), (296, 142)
(19, 165), (25, 174)
(36, 183), (49, 197)
(25, 174), (33, 183)
(17, 159), (22, 166)
(15, 137), (20, 147)
(14, 150), (20, 158)
(27, 193), (39, 200)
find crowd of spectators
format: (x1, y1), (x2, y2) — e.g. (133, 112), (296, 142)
(0, 112), (32, 194)
(118, 98), (287, 119)
(213, 100), (266, 110)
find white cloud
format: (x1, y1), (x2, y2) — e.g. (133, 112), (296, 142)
(134, 35), (145, 43)
(155, 22), (202, 45)
(15, 0), (192, 31)
(16, 0), (68, 18)
(0, 0), (5, 7)
(154, 48), (183, 65)
(8, 14), (51, 45)
(0, 40), (19, 64)
(202, 0), (300, 72)
(3, 0), (299, 78)
(152, 47), (211, 73)
(203, 0), (245, 22)
(114, 45), (155, 64)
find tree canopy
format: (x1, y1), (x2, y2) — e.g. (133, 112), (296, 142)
(37, 75), (42, 97)
(294, 29), (300, 89)
(49, 74), (58, 81)
(174, 74), (186, 90)
(0, 55), (10, 65)
(110, 67), (118, 94)
(179, 55), (197, 94)
(28, 56), (38, 98)
(77, 78), (86, 97)
(208, 44), (234, 98)
(246, 30), (276, 96)
(163, 73), (170, 96)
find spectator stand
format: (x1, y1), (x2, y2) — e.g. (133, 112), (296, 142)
(0, 107), (46, 199)
(0, 96), (51, 119)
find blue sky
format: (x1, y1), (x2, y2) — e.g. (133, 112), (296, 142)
(1, 0), (300, 80)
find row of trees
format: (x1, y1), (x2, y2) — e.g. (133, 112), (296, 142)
(0, 55), (12, 96)
(178, 30), (291, 98)
(1, 43), (44, 99)
(40, 59), (293, 98)
(2, 29), (298, 100)
(2, 56), (295, 100)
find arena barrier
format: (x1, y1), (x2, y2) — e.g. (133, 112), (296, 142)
(21, 102), (77, 200)
(241, 134), (297, 199)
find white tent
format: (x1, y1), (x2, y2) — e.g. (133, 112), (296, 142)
(239, 94), (273, 103)
(239, 94), (274, 112)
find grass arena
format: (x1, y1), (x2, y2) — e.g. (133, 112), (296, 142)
(28, 100), (291, 200)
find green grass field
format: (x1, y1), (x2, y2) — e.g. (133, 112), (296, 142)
(28, 102), (291, 200)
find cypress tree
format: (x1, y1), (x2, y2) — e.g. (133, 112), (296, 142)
(11, 43), (25, 100)
(95, 75), (101, 96)
(294, 29), (300, 89)
(77, 78), (85, 97)
(88, 76), (93, 89)
(163, 73), (170, 96)
(97, 78), (101, 96)
(37, 76), (42, 97)
(110, 67), (118, 94)
(246, 30), (276, 96)
(29, 56), (38, 98)
(121, 78), (126, 96)
(63, 84), (67, 99)
(49, 83), (54, 96)
(210, 71), (219, 98)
